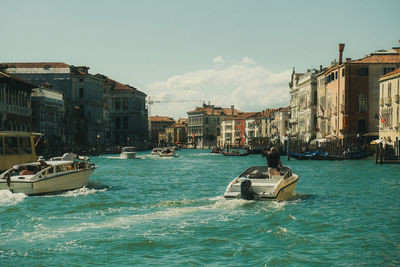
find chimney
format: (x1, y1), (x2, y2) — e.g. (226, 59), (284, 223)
(338, 43), (345, 65)
(211, 105), (215, 115)
(320, 65), (322, 71)
(231, 105), (235, 116)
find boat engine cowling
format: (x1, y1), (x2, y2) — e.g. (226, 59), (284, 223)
(240, 179), (254, 200)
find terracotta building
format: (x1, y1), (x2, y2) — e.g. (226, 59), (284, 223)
(150, 116), (175, 147)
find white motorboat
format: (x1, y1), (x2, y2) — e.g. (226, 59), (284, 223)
(158, 147), (176, 157)
(151, 147), (163, 155)
(120, 147), (136, 159)
(0, 156), (96, 195)
(224, 166), (299, 201)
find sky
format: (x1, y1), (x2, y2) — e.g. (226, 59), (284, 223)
(2, 0), (400, 119)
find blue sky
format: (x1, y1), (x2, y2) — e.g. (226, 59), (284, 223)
(2, 0), (400, 118)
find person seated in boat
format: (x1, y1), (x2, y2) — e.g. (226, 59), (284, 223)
(37, 156), (51, 171)
(19, 165), (35, 175)
(266, 147), (283, 178)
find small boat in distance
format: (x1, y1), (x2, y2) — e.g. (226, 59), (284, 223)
(159, 147), (176, 157)
(224, 166), (299, 201)
(151, 147), (163, 155)
(0, 155), (96, 195)
(221, 149), (251, 156)
(120, 146), (136, 159)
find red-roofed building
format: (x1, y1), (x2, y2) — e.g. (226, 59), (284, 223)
(318, 42), (400, 147)
(187, 104), (241, 148)
(150, 116), (175, 146)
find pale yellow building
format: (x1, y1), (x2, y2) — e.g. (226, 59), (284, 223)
(379, 68), (400, 143)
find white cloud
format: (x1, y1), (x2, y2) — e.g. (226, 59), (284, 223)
(240, 56), (256, 65)
(213, 56), (224, 64)
(147, 59), (291, 119)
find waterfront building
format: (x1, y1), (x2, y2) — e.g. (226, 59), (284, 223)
(270, 107), (291, 144)
(220, 115), (235, 147)
(289, 69), (318, 143)
(242, 112), (260, 146)
(316, 67), (328, 139)
(70, 66), (105, 152)
(379, 68), (400, 143)
(0, 72), (34, 131)
(165, 118), (188, 146)
(187, 104), (241, 148)
(150, 116), (175, 147)
(31, 85), (64, 155)
(105, 77), (148, 149)
(322, 42), (400, 146)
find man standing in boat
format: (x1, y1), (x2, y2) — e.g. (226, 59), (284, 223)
(266, 147), (283, 178)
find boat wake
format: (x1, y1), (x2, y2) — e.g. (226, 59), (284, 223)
(60, 186), (106, 197)
(0, 189), (27, 206)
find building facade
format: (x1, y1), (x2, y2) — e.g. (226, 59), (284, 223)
(379, 68), (400, 143)
(150, 116), (175, 147)
(31, 86), (64, 155)
(0, 72), (34, 131)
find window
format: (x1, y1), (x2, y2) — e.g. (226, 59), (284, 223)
(123, 99), (128, 110)
(359, 94), (367, 112)
(335, 71), (338, 79)
(123, 117), (128, 129)
(79, 88), (84, 98)
(313, 91), (317, 105)
(342, 69), (345, 77)
(388, 82), (392, 97)
(19, 137), (32, 154)
(383, 67), (395, 75)
(79, 78), (84, 82)
(115, 99), (121, 111)
(358, 68), (368, 76)
(0, 136), (3, 155)
(5, 137), (18, 154)
(116, 118), (121, 129)
(357, 119), (366, 133)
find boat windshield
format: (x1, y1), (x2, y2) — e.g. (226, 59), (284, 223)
(123, 147), (135, 152)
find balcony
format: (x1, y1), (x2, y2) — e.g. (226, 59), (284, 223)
(395, 94), (399, 104)
(385, 96), (392, 106)
(379, 98), (384, 106)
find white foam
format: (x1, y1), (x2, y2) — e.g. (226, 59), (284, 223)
(60, 187), (105, 197)
(0, 190), (27, 206)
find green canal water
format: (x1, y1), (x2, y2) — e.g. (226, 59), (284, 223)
(1, 149), (399, 266)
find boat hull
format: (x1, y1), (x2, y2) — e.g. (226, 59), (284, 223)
(0, 168), (95, 195)
(224, 173), (299, 201)
(120, 152), (136, 159)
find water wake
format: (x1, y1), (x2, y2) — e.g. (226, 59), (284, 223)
(0, 190), (27, 206)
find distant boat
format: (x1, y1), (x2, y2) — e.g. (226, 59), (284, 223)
(120, 147), (136, 159)
(222, 150), (251, 156)
(158, 147), (176, 157)
(151, 147), (163, 155)
(290, 151), (346, 161)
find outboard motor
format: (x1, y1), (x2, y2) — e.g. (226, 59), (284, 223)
(240, 179), (254, 200)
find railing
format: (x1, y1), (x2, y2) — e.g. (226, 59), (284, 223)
(385, 96), (392, 106)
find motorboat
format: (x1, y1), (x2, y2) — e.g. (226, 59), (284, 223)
(0, 156), (96, 195)
(224, 166), (299, 201)
(222, 149), (251, 156)
(158, 147), (176, 157)
(120, 146), (136, 159)
(151, 147), (163, 155)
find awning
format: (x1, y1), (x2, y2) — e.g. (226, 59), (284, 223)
(363, 132), (379, 137)
(370, 139), (385, 144)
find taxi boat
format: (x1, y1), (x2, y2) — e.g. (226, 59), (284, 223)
(224, 166), (299, 201)
(0, 156), (96, 195)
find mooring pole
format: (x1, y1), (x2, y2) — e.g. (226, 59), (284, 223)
(287, 137), (290, 161)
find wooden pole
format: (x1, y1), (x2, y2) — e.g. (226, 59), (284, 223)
(379, 143), (383, 164)
(287, 137), (290, 161)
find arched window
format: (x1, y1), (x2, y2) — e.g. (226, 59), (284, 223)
(359, 94), (367, 112)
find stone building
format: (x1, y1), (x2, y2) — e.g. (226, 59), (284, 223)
(70, 66), (105, 152)
(104, 77), (148, 149)
(31, 85), (64, 155)
(150, 116), (175, 147)
(289, 69), (318, 143)
(187, 104), (240, 148)
(0, 72), (34, 131)
(379, 67), (400, 143)
(320, 43), (400, 146)
(220, 115), (235, 147)
(165, 118), (188, 146)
